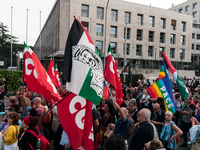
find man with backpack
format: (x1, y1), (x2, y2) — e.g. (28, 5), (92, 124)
(35, 97), (45, 135)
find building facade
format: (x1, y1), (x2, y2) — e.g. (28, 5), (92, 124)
(169, 0), (200, 67)
(34, 0), (193, 71)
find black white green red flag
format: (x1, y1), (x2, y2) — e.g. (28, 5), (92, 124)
(162, 51), (189, 100)
(63, 18), (103, 104)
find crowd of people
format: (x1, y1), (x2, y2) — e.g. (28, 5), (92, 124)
(0, 76), (199, 150)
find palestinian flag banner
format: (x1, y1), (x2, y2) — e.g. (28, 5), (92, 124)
(63, 18), (103, 104)
(147, 75), (176, 113)
(162, 51), (189, 100)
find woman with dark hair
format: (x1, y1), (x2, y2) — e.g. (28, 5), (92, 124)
(18, 116), (39, 150)
(96, 100), (115, 149)
(105, 134), (125, 150)
(27, 108), (38, 117)
(1, 112), (19, 150)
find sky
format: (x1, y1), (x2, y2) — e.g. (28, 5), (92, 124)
(0, 0), (186, 47)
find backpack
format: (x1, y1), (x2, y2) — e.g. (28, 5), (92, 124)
(27, 126), (50, 150)
(40, 107), (51, 125)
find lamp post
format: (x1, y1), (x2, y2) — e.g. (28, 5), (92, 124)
(11, 7), (13, 67)
(103, 0), (110, 69)
(124, 14), (128, 82)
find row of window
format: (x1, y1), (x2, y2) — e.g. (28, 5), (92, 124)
(178, 3), (197, 18)
(192, 44), (200, 50)
(192, 33), (200, 40)
(96, 41), (185, 59)
(81, 4), (186, 31)
(92, 23), (186, 45)
(178, 2), (197, 13)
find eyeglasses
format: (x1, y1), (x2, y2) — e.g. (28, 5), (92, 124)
(137, 113), (142, 116)
(129, 105), (133, 107)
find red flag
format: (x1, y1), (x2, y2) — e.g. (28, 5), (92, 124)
(104, 44), (123, 105)
(54, 65), (61, 88)
(103, 81), (109, 100)
(57, 92), (94, 150)
(47, 58), (57, 86)
(23, 43), (61, 102)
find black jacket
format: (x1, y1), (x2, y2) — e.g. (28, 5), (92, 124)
(128, 121), (154, 150)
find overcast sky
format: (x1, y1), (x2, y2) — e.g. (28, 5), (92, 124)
(0, 0), (186, 46)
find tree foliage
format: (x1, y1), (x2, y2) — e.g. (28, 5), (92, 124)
(0, 69), (23, 94)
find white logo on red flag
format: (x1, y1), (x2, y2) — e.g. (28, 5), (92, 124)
(23, 46), (61, 102)
(57, 92), (94, 150)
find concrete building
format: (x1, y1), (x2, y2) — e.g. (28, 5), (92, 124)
(169, 0), (200, 68)
(34, 0), (193, 71)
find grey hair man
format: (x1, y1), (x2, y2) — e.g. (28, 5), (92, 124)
(128, 108), (154, 150)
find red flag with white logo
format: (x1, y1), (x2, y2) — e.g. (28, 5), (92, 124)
(23, 43), (61, 102)
(104, 44), (123, 105)
(57, 92), (94, 150)
(54, 65), (61, 88)
(47, 58), (57, 87)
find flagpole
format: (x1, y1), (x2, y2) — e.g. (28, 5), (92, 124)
(103, 0), (110, 69)
(11, 7), (13, 67)
(26, 9), (28, 44)
(39, 11), (41, 61)
(39, 94), (68, 120)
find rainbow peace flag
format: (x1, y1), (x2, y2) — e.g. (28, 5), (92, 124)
(147, 75), (176, 113)
(158, 60), (168, 80)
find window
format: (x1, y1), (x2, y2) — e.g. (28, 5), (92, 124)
(149, 16), (155, 27)
(137, 29), (143, 41)
(136, 45), (142, 56)
(193, 12), (197, 18)
(123, 43), (130, 55)
(171, 20), (176, 30)
(192, 33), (195, 39)
(179, 8), (183, 13)
(148, 46), (154, 57)
(197, 34), (200, 40)
(160, 32), (165, 43)
(81, 5), (89, 17)
(81, 22), (89, 32)
(170, 48), (175, 58)
(159, 47), (165, 57)
(149, 31), (154, 42)
(196, 45), (200, 50)
(160, 18), (166, 29)
(110, 26), (117, 38)
(125, 12), (131, 23)
(181, 22), (186, 32)
(192, 44), (194, 50)
(96, 24), (103, 36)
(124, 28), (131, 39)
(137, 14), (143, 25)
(110, 42), (117, 54)
(181, 35), (186, 45)
(180, 49), (185, 59)
(97, 7), (104, 19)
(96, 41), (103, 54)
(185, 6), (190, 12)
(170, 34), (176, 44)
(111, 10), (118, 22)
(193, 3), (197, 9)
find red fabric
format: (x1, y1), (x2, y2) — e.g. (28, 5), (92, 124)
(57, 92), (94, 150)
(103, 84), (109, 100)
(23, 48), (61, 102)
(9, 103), (16, 107)
(54, 69), (61, 88)
(47, 59), (56, 87)
(162, 51), (176, 74)
(104, 54), (123, 105)
(23, 116), (31, 126)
